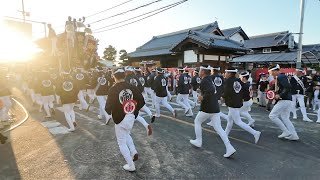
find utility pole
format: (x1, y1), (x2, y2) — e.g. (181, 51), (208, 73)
(21, 0), (26, 22)
(296, 0), (306, 68)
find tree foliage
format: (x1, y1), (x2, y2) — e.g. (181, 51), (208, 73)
(103, 45), (117, 61)
(119, 49), (129, 65)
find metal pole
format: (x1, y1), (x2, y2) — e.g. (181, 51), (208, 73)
(43, 23), (47, 37)
(296, 0), (305, 68)
(21, 0), (26, 22)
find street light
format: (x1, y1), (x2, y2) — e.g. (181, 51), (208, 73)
(296, 0), (305, 68)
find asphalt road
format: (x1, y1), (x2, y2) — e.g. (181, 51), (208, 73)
(1, 88), (320, 179)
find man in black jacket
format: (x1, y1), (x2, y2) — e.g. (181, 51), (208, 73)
(290, 68), (312, 122)
(125, 67), (155, 123)
(190, 69), (201, 106)
(268, 64), (299, 140)
(105, 68), (145, 172)
(223, 68), (261, 144)
(190, 65), (236, 158)
(95, 69), (112, 124)
(176, 69), (193, 117)
(146, 69), (156, 108)
(239, 72), (255, 127)
(153, 68), (176, 118)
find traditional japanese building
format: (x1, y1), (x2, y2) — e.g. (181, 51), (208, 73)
(128, 21), (250, 68)
(230, 31), (320, 68)
(128, 21), (320, 69)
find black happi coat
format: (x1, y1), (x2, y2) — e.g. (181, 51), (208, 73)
(211, 74), (224, 99)
(153, 74), (168, 97)
(306, 80), (315, 93)
(125, 74), (144, 93)
(39, 76), (55, 96)
(178, 73), (191, 94)
(136, 73), (146, 87)
(223, 77), (244, 108)
(275, 73), (292, 101)
(242, 82), (252, 102)
(73, 71), (89, 90)
(56, 78), (79, 104)
(87, 71), (99, 90)
(258, 80), (269, 92)
(146, 73), (156, 89)
(96, 73), (111, 96)
(200, 76), (220, 113)
(290, 75), (307, 95)
(105, 82), (145, 124)
(190, 75), (201, 91)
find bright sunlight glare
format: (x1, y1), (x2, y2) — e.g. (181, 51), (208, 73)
(0, 19), (42, 63)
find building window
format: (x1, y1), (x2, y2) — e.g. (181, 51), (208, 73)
(204, 55), (219, 61)
(263, 48), (272, 53)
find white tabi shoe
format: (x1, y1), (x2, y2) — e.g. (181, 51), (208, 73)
(278, 131), (291, 139)
(123, 164), (136, 172)
(303, 118), (313, 122)
(285, 135), (299, 141)
(254, 131), (261, 144)
(224, 144), (236, 158)
(189, 139), (202, 148)
(97, 115), (102, 120)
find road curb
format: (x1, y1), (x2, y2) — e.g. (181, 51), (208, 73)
(4, 97), (29, 133)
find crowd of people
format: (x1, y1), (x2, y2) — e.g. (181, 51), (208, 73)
(0, 63), (320, 172)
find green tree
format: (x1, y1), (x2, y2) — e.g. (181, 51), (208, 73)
(119, 49), (129, 65)
(103, 45), (117, 61)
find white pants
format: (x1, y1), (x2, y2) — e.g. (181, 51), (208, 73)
(96, 95), (111, 123)
(194, 111), (231, 148)
(42, 95), (54, 117)
(135, 115), (149, 130)
(240, 100), (255, 124)
(166, 86), (172, 100)
(63, 103), (76, 130)
(0, 96), (12, 121)
(176, 94), (192, 113)
(145, 87), (155, 107)
(155, 96), (174, 117)
(258, 91), (267, 106)
(29, 89), (36, 103)
(87, 89), (96, 103)
(78, 90), (89, 110)
(317, 108), (320, 122)
(115, 114), (137, 167)
(313, 99), (320, 111)
(291, 94), (308, 119)
(192, 90), (199, 105)
(225, 107), (258, 136)
(141, 105), (153, 117)
(269, 100), (298, 136)
(220, 112), (229, 121)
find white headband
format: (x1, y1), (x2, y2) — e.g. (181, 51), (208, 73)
(225, 69), (238, 73)
(240, 72), (250, 77)
(296, 69), (304, 72)
(212, 67), (221, 71)
(113, 69), (125, 75)
(200, 65), (212, 70)
(125, 67), (134, 72)
(268, 64), (280, 72)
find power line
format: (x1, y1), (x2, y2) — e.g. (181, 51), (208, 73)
(93, 1), (184, 31)
(89, 0), (164, 25)
(86, 0), (135, 18)
(94, 0), (188, 33)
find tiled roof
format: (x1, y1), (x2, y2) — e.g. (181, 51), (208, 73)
(231, 51), (319, 64)
(222, 26), (249, 40)
(171, 30), (249, 52)
(128, 22), (220, 58)
(244, 31), (291, 49)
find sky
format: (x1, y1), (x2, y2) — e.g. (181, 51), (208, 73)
(1, 0), (320, 56)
